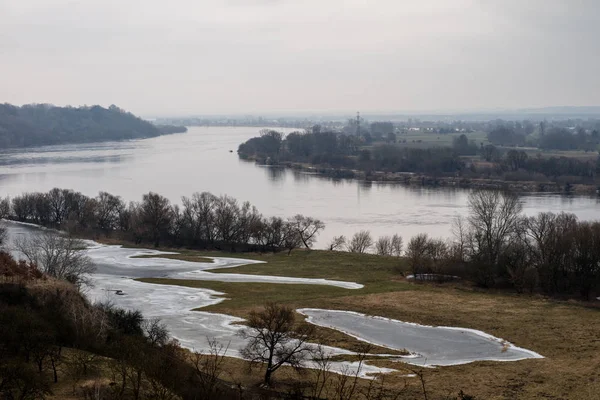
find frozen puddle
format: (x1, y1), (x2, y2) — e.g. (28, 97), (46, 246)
(85, 244), (363, 289)
(4, 221), (362, 289)
(298, 309), (543, 367)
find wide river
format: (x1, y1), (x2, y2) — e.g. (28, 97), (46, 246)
(0, 126), (598, 247)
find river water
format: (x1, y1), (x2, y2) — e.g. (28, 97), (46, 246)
(0, 127), (598, 248)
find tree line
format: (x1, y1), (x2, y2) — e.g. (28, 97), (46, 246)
(0, 103), (184, 148)
(239, 129), (600, 187)
(488, 124), (600, 151)
(238, 129), (465, 176)
(400, 191), (600, 300)
(2, 188), (325, 253)
(328, 191), (600, 301)
(477, 146), (599, 186)
(155, 124), (188, 135)
(3, 187), (598, 301)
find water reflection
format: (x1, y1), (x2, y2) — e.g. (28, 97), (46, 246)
(291, 170), (311, 184)
(0, 126), (597, 248)
(265, 166), (286, 183)
(358, 180), (373, 191)
(0, 154), (128, 166)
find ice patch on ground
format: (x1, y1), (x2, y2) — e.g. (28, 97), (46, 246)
(298, 309), (543, 367)
(86, 275), (390, 377)
(85, 245), (363, 289)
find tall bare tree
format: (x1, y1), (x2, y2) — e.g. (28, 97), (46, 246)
(572, 221), (600, 300)
(0, 196), (10, 220)
(14, 232), (95, 288)
(240, 303), (314, 386)
(347, 231), (373, 253)
(524, 212), (577, 294)
(376, 236), (393, 256)
(288, 215), (325, 250)
(95, 191), (125, 232)
(467, 190), (523, 287)
(191, 338), (229, 396)
(140, 192), (172, 247)
(328, 235), (347, 251)
(406, 234), (431, 277)
(391, 234), (403, 257)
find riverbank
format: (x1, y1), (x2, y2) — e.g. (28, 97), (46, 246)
(123, 246), (600, 399)
(265, 160), (600, 195)
(7, 221), (600, 398)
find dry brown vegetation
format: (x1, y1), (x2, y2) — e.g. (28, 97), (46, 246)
(138, 248), (600, 399)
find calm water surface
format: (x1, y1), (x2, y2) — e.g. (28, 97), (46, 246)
(0, 127), (598, 248)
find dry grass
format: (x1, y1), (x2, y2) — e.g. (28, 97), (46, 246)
(134, 248), (600, 399)
(321, 289), (600, 400)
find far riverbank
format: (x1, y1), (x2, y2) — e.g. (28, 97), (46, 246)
(248, 158), (600, 195)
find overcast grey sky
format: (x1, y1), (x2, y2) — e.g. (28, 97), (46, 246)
(1, 0), (599, 116)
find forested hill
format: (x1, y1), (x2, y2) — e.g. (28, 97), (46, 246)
(0, 103), (185, 148)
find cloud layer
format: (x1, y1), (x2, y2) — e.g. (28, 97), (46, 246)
(1, 0), (599, 116)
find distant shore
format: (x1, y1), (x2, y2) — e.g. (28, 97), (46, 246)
(245, 157), (599, 195)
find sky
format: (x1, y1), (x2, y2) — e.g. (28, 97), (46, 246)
(1, 0), (599, 117)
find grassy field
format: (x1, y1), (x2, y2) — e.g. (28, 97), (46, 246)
(376, 131), (597, 161)
(390, 131), (491, 149)
(133, 248), (600, 399)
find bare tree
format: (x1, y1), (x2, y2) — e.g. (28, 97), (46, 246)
(181, 192), (217, 244)
(240, 303), (314, 386)
(288, 215), (325, 250)
(572, 221), (600, 300)
(391, 234), (403, 257)
(500, 238), (535, 294)
(0, 196), (10, 220)
(94, 191), (124, 232)
(427, 239), (449, 275)
(524, 212), (577, 295)
(47, 188), (70, 225)
(282, 221), (303, 255)
(467, 190), (523, 287)
(376, 236), (393, 256)
(144, 319), (169, 348)
(451, 216), (468, 263)
(406, 234), (431, 277)
(309, 344), (333, 400)
(328, 235), (347, 251)
(140, 192), (172, 247)
(408, 366), (429, 400)
(144, 341), (183, 400)
(347, 231), (373, 253)
(191, 338), (229, 396)
(363, 377), (407, 400)
(213, 195), (241, 244)
(14, 232), (95, 288)
(333, 343), (371, 400)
